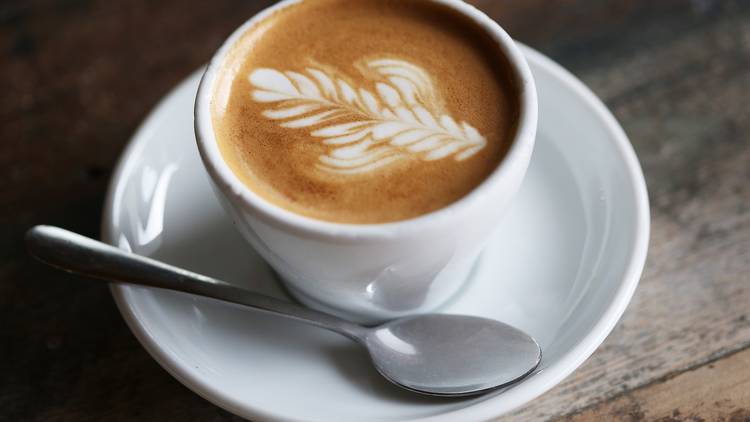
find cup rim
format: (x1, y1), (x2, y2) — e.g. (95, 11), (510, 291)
(194, 0), (537, 240)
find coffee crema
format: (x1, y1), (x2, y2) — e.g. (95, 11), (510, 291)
(211, 0), (519, 223)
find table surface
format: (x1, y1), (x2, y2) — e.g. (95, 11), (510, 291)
(2, 1), (749, 420)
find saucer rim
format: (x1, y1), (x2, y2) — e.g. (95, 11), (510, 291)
(103, 45), (650, 421)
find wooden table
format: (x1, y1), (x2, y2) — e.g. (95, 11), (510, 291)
(2, 1), (748, 420)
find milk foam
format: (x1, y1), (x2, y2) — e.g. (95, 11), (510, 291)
(211, 0), (518, 223)
(249, 57), (487, 175)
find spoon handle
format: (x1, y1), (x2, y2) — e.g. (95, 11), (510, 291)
(25, 225), (366, 341)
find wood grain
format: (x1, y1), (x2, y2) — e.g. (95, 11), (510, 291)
(561, 347), (750, 421)
(1, 1), (749, 421)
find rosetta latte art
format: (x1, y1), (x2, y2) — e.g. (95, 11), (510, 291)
(248, 58), (487, 174)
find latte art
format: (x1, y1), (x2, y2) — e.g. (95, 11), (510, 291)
(249, 58), (487, 175)
(211, 0), (519, 223)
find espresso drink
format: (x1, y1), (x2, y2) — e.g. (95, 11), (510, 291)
(211, 0), (519, 223)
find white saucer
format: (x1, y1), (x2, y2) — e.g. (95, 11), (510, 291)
(103, 46), (649, 421)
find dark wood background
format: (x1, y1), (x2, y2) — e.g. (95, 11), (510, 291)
(2, 0), (749, 420)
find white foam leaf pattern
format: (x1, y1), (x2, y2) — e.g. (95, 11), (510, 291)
(249, 58), (487, 174)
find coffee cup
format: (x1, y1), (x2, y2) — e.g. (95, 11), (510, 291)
(195, 0), (537, 323)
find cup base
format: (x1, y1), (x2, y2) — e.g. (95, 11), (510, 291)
(280, 252), (485, 325)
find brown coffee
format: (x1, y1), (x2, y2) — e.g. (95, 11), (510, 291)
(211, 0), (519, 223)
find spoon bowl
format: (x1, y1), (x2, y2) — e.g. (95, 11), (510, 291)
(367, 314), (541, 396)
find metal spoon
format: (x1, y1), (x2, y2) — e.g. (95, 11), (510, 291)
(25, 225), (541, 397)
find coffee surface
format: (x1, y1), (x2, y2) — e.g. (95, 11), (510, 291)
(211, 0), (518, 223)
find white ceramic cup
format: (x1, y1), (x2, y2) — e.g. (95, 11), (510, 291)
(195, 0), (537, 323)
